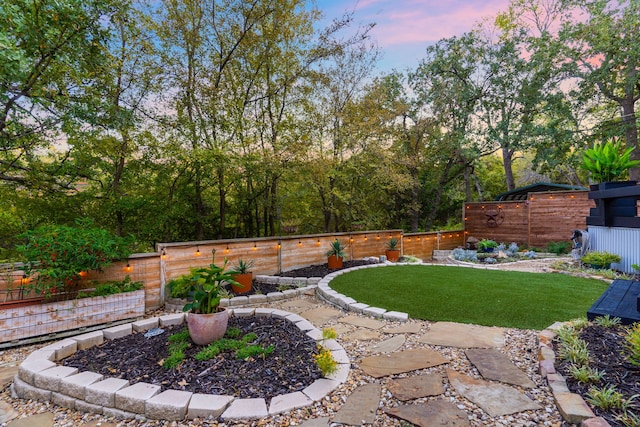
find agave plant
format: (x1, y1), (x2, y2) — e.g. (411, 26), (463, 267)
(581, 140), (640, 182)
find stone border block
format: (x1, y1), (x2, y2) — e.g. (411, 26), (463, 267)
(383, 311), (409, 322)
(294, 320), (315, 332)
(229, 296), (249, 306)
(306, 329), (323, 341)
(86, 378), (130, 407)
(12, 375), (52, 402)
(102, 406), (136, 420)
(103, 324), (132, 340)
(116, 382), (161, 413)
(146, 389), (193, 420)
(34, 365), (78, 392)
(60, 371), (104, 399)
(268, 391), (312, 415)
(52, 391), (76, 409)
(187, 394), (234, 419)
(160, 313), (185, 326)
(302, 379), (339, 402)
(41, 338), (78, 360)
(75, 399), (104, 415)
(266, 292), (285, 302)
(132, 317), (159, 332)
(232, 307), (255, 317)
(18, 359), (56, 385)
(72, 331), (104, 350)
(363, 306), (387, 318)
(248, 294), (268, 305)
(254, 308), (275, 317)
(221, 398), (268, 420)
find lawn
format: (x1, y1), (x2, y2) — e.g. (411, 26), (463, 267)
(329, 265), (610, 330)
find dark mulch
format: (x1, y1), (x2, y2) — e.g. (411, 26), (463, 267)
(62, 316), (322, 402)
(240, 259), (379, 296)
(556, 324), (640, 426)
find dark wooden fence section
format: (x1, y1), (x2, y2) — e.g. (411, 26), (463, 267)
(464, 190), (595, 248)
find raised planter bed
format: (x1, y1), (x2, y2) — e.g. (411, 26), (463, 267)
(0, 290), (145, 344)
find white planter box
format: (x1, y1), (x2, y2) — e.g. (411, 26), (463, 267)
(0, 290), (145, 343)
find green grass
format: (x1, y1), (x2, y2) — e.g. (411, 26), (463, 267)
(330, 265), (609, 330)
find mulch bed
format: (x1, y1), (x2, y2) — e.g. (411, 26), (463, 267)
(556, 324), (640, 426)
(62, 316), (322, 402)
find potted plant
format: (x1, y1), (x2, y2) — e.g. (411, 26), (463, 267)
(229, 258), (254, 294)
(182, 254), (236, 345)
(581, 139), (640, 186)
(477, 239), (498, 253)
(580, 251), (622, 270)
(385, 237), (401, 262)
(326, 240), (347, 269)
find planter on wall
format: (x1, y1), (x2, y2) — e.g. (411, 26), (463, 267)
(231, 273), (253, 294)
(0, 289), (145, 344)
(385, 250), (400, 262)
(327, 255), (343, 269)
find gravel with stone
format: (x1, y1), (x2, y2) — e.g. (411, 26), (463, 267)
(0, 258), (573, 427)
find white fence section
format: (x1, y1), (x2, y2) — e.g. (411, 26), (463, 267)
(588, 226), (640, 273)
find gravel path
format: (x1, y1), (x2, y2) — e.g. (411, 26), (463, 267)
(0, 258), (571, 426)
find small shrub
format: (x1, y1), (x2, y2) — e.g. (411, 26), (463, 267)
(568, 364), (604, 384)
(616, 409), (640, 427)
(225, 327), (242, 339)
(236, 344), (274, 360)
(314, 346), (337, 376)
(322, 327), (337, 340)
(546, 241), (571, 255)
(168, 328), (190, 343)
(586, 384), (627, 410)
(625, 322), (640, 367)
(194, 344), (221, 361)
(452, 248), (478, 262)
(523, 251), (537, 259)
(581, 251), (622, 269)
(163, 349), (185, 369)
(506, 242), (519, 256)
(570, 317), (590, 330)
(484, 257), (497, 264)
(594, 315), (622, 328)
(558, 337), (589, 366)
(241, 332), (257, 343)
(89, 276), (144, 297)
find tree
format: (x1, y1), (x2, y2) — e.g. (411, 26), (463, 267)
(0, 0), (121, 190)
(559, 0), (640, 180)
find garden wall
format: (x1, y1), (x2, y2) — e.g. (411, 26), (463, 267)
(464, 190), (595, 248)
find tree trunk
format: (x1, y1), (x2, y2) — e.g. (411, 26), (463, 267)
(620, 99), (639, 181)
(502, 147), (516, 191)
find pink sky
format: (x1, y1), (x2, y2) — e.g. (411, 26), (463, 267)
(316, 0), (511, 73)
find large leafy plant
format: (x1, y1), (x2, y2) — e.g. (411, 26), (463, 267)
(182, 257), (237, 314)
(325, 239), (347, 260)
(581, 140), (640, 182)
(18, 219), (131, 298)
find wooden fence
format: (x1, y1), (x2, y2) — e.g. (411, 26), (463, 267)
(464, 190), (595, 248)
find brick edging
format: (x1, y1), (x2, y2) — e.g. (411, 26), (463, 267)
(12, 309), (350, 422)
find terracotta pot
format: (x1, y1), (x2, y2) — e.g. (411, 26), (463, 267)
(231, 272), (253, 294)
(187, 308), (229, 345)
(385, 249), (400, 262)
(327, 255), (343, 269)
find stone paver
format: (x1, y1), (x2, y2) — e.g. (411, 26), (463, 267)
(386, 400), (470, 426)
(447, 369), (541, 417)
(342, 329), (380, 342)
(298, 417), (330, 427)
(80, 422), (118, 427)
(370, 334), (405, 353)
(387, 373), (445, 401)
(278, 299), (318, 313)
(300, 306), (343, 324)
(268, 391), (313, 414)
(339, 315), (385, 330)
(360, 348), (448, 378)
(419, 322), (505, 348)
(554, 392), (595, 425)
(332, 383), (381, 426)
(465, 348), (536, 388)
(0, 400), (18, 424)
(0, 365), (19, 388)
(382, 323), (422, 334)
(6, 412), (53, 427)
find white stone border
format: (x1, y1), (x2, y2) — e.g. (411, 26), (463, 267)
(12, 309), (349, 422)
(315, 263), (409, 322)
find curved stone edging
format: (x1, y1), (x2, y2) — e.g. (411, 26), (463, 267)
(12, 308), (349, 422)
(315, 263), (409, 322)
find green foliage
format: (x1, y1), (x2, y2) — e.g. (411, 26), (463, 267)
(594, 315), (622, 328)
(87, 276), (143, 297)
(586, 385), (627, 411)
(193, 330), (272, 362)
(17, 219), (132, 298)
(163, 329), (191, 370)
(386, 237), (400, 250)
(313, 346), (337, 376)
(546, 241), (571, 255)
(580, 251), (622, 269)
(625, 323), (640, 367)
(558, 335), (590, 366)
(581, 140), (640, 182)
(181, 255), (236, 314)
(230, 259), (254, 274)
(168, 329), (191, 344)
(568, 364), (604, 384)
(236, 344), (274, 360)
(224, 327), (242, 339)
(166, 276), (193, 299)
(326, 240), (347, 260)
(477, 239), (498, 252)
(322, 328), (337, 340)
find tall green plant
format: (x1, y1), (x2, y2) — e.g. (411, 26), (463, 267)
(18, 219), (132, 298)
(182, 256), (236, 314)
(581, 140), (640, 182)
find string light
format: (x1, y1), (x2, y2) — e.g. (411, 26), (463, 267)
(252, 242), (257, 251)
(376, 234), (380, 240)
(225, 244), (230, 254)
(125, 262), (132, 272)
(298, 240), (302, 246)
(316, 239), (321, 246)
(161, 248), (167, 259)
(195, 246), (201, 256)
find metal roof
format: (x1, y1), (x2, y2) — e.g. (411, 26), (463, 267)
(494, 182), (587, 201)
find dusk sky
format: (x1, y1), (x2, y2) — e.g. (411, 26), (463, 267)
(315, 0), (511, 74)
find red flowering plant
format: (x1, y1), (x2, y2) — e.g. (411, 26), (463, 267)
(17, 219), (132, 300)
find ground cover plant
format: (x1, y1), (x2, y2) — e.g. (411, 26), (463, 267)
(328, 265), (609, 330)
